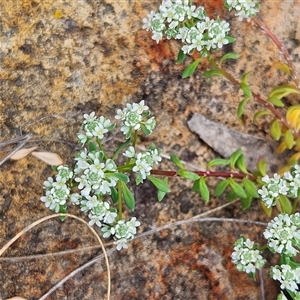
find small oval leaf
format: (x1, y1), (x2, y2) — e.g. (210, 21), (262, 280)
(240, 82), (252, 98)
(120, 181), (135, 211)
(147, 175), (170, 193)
(170, 154), (185, 169)
(176, 49), (186, 64)
(214, 179), (229, 197)
(220, 52), (240, 64)
(199, 177), (210, 202)
(278, 194), (292, 214)
(241, 195), (253, 210)
(242, 177), (259, 198)
(284, 129), (295, 149)
(257, 158), (267, 177)
(182, 58), (201, 78)
(229, 179), (247, 198)
(178, 170), (200, 181)
(203, 69), (224, 78)
(270, 119), (282, 141)
(207, 158), (230, 168)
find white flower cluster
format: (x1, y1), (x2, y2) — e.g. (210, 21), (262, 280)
(142, 0), (232, 55)
(124, 146), (162, 184)
(74, 150), (119, 196)
(224, 0), (260, 21)
(232, 213), (300, 298)
(41, 165), (73, 213)
(41, 100), (161, 250)
(77, 112), (115, 145)
(102, 217), (141, 250)
(264, 213), (300, 257)
(271, 264), (300, 294)
(258, 165), (300, 208)
(115, 100), (156, 138)
(231, 236), (266, 275)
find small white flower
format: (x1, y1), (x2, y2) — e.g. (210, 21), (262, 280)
(114, 238), (129, 251)
(133, 157), (152, 179)
(103, 210), (117, 224)
(102, 225), (115, 238)
(43, 177), (54, 189)
(124, 146), (136, 158)
(83, 112), (96, 124)
(92, 123), (108, 140)
(70, 193), (82, 205)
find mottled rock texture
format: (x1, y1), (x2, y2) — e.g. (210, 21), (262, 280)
(1, 0), (300, 299)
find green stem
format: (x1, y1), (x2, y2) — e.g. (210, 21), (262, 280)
(96, 137), (108, 159)
(117, 180), (123, 220)
(132, 130), (138, 147)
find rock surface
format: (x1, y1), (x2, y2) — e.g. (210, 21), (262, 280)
(1, 0), (299, 299)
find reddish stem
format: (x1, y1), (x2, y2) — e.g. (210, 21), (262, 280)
(251, 17), (299, 88)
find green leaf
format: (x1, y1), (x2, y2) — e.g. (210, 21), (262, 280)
(192, 178), (200, 192)
(170, 154), (185, 169)
(229, 148), (243, 169)
(278, 194), (292, 214)
(253, 110), (272, 124)
(237, 97), (250, 118)
(199, 177), (210, 202)
(207, 158), (230, 168)
(182, 58), (201, 78)
(176, 49), (186, 64)
(106, 172), (129, 183)
(147, 175), (171, 193)
(225, 36), (236, 43)
(120, 181), (135, 211)
(112, 138), (131, 160)
(107, 123), (116, 131)
(157, 177), (169, 201)
(88, 142), (97, 152)
(242, 178), (259, 198)
(141, 124), (151, 136)
(241, 195), (253, 210)
(257, 158), (267, 177)
(241, 72), (251, 84)
(214, 179), (229, 197)
(268, 96), (285, 107)
(51, 165), (58, 172)
(284, 129), (295, 149)
(240, 82), (252, 98)
(110, 186), (118, 204)
(203, 69), (224, 78)
(270, 119), (282, 141)
(229, 178), (247, 198)
(220, 52), (240, 64)
(178, 170), (200, 181)
(269, 84), (300, 99)
(227, 189), (239, 202)
(236, 154), (248, 174)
